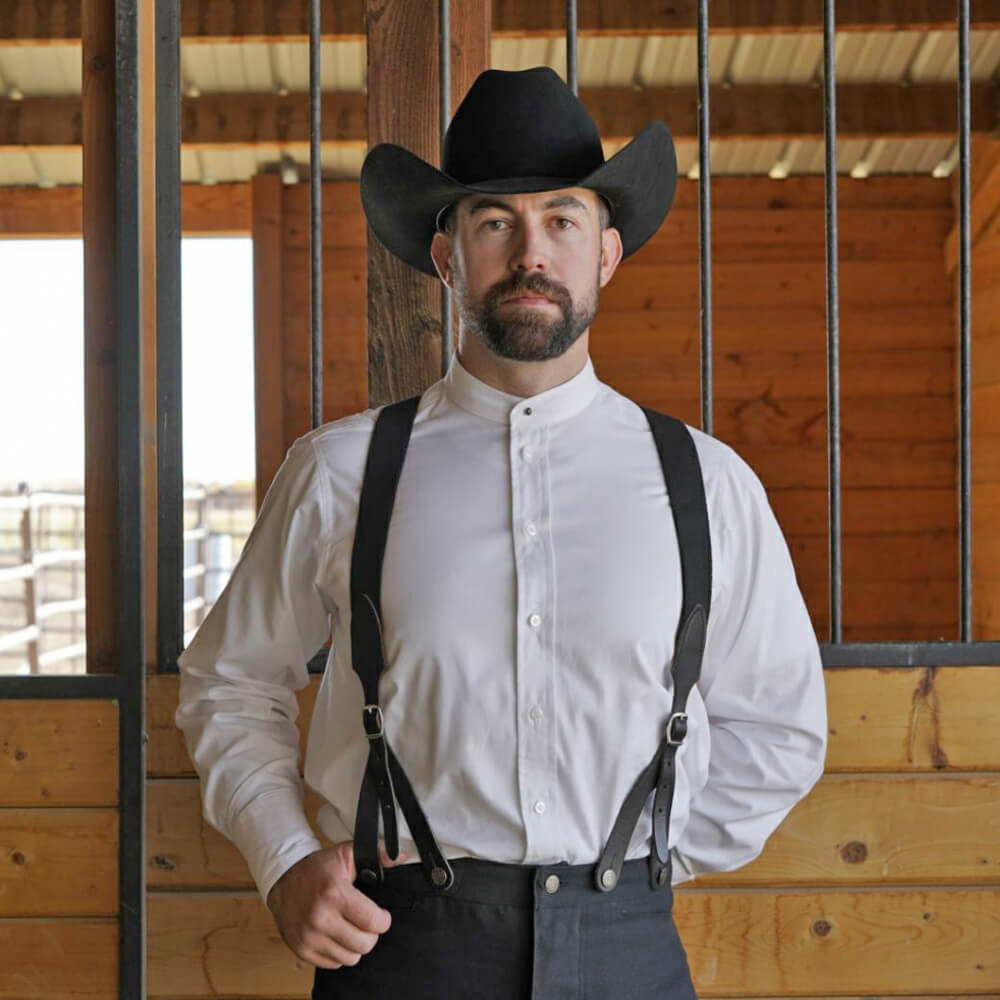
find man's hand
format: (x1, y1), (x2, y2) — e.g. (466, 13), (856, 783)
(266, 840), (409, 969)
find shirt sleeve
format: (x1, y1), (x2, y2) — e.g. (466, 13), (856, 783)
(174, 435), (333, 907)
(671, 446), (828, 882)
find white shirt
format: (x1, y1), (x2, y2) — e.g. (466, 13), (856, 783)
(175, 352), (828, 907)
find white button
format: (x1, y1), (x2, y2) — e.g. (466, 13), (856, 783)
(529, 705), (544, 723)
(528, 613), (542, 628)
(544, 874), (560, 893)
(534, 800), (547, 815)
(522, 446), (535, 461)
(525, 521), (538, 537)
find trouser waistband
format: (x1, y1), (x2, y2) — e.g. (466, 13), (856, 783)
(359, 854), (674, 909)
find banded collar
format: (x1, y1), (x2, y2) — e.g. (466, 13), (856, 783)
(443, 352), (601, 426)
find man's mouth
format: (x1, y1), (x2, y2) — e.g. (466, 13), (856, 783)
(505, 294), (555, 305)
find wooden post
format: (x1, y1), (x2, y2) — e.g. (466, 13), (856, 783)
(82, 0), (118, 674)
(19, 498), (40, 674)
(364, 0), (442, 406)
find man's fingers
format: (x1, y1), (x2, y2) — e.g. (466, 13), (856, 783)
(340, 886), (393, 936)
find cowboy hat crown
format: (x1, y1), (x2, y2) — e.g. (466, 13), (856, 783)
(360, 66), (677, 276)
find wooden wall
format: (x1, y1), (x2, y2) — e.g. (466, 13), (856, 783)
(255, 173), (962, 642)
(2, 669), (998, 998)
(952, 138), (1000, 639)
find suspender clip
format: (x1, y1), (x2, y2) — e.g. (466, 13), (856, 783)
(666, 712), (688, 746)
(362, 704), (385, 740)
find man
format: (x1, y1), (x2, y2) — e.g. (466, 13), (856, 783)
(175, 67), (828, 998)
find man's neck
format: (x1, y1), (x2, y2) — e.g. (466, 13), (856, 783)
(456, 332), (590, 399)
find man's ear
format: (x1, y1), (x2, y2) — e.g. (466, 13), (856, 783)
(598, 226), (624, 288)
(430, 231), (453, 288)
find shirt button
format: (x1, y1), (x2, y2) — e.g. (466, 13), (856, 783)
(529, 705), (544, 723)
(544, 874), (560, 894)
(534, 800), (547, 815)
(528, 613), (542, 628)
(525, 520), (538, 537)
(522, 446), (535, 461)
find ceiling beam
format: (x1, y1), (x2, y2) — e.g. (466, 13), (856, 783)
(2, 83), (995, 150)
(1, 0), (997, 43)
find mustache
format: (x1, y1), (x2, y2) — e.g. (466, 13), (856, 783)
(487, 273), (571, 307)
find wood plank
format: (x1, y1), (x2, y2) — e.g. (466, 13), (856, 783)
(597, 348), (956, 401)
(768, 487), (957, 538)
(0, 182), (250, 237)
(0, 807), (118, 915)
(251, 173), (285, 508)
(6, 84), (994, 148)
(600, 259), (951, 311)
(0, 699), (118, 805)
(0, 920), (117, 999)
(825, 667), (1000, 772)
(802, 580), (959, 631)
(144, 889), (1000, 995)
(149, 666), (1000, 780)
(2, 0), (998, 42)
(788, 532), (956, 584)
(699, 774), (1000, 887)
(591, 305), (954, 353)
(145, 774), (1000, 892)
(674, 888), (1000, 996)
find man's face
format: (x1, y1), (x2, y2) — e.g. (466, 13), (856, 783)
(431, 188), (622, 363)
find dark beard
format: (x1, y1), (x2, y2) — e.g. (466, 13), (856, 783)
(455, 270), (598, 362)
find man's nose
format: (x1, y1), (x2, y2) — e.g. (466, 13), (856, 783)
(508, 221), (549, 272)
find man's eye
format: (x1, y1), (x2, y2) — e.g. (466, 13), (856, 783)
(554, 217), (575, 229)
(484, 219), (509, 231)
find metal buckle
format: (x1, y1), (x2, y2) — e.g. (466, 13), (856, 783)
(666, 711), (688, 746)
(362, 704), (384, 740)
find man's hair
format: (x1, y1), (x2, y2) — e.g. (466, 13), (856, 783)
(438, 194), (612, 235)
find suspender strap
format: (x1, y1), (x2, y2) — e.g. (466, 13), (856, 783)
(350, 395), (454, 891)
(594, 409), (712, 892)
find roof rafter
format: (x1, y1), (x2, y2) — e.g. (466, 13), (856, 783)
(2, 83), (995, 149)
(0, 0), (997, 44)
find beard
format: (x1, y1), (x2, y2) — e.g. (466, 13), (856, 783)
(452, 266), (599, 362)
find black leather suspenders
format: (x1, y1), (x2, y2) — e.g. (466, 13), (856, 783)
(348, 396), (711, 893)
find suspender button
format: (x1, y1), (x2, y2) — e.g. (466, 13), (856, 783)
(600, 868), (618, 890)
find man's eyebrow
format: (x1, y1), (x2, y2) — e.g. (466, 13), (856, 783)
(540, 194), (589, 213)
(466, 197), (517, 217)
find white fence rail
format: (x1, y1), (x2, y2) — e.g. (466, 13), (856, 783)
(0, 485), (254, 675)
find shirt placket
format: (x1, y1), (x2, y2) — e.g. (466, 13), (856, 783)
(509, 404), (556, 861)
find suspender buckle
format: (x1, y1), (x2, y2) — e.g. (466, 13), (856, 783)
(362, 704), (385, 740)
(666, 712), (688, 746)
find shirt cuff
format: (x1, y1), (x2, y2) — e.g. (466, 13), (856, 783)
(228, 787), (325, 908)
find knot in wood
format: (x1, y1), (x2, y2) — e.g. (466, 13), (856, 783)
(840, 840), (868, 864)
(11, 851), (25, 865)
(812, 919), (833, 937)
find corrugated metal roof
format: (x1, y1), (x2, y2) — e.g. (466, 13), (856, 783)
(0, 30), (996, 186)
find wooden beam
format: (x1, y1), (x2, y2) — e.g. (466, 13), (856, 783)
(1, 0), (997, 42)
(4, 83), (994, 151)
(0, 182), (251, 236)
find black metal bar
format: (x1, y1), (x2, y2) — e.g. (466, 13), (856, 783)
(440, 0), (453, 375)
(566, 0), (578, 95)
(156, 0), (183, 672)
(309, 0), (323, 428)
(0, 675), (122, 698)
(696, 0), (713, 437)
(823, 0), (843, 644)
(821, 641), (1000, 668)
(114, 0), (146, 994)
(958, 0), (972, 641)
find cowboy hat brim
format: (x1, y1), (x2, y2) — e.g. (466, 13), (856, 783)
(360, 121), (677, 277)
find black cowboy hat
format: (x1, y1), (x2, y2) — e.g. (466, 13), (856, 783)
(360, 66), (677, 277)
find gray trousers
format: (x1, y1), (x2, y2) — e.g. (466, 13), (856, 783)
(312, 856), (698, 999)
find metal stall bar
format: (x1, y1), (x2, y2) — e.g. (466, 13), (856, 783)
(157, 0), (183, 673)
(566, 0), (578, 95)
(696, 0), (713, 436)
(441, 0), (453, 375)
(822, 0), (843, 645)
(958, 0), (972, 641)
(310, 0), (324, 429)
(114, 0), (146, 992)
